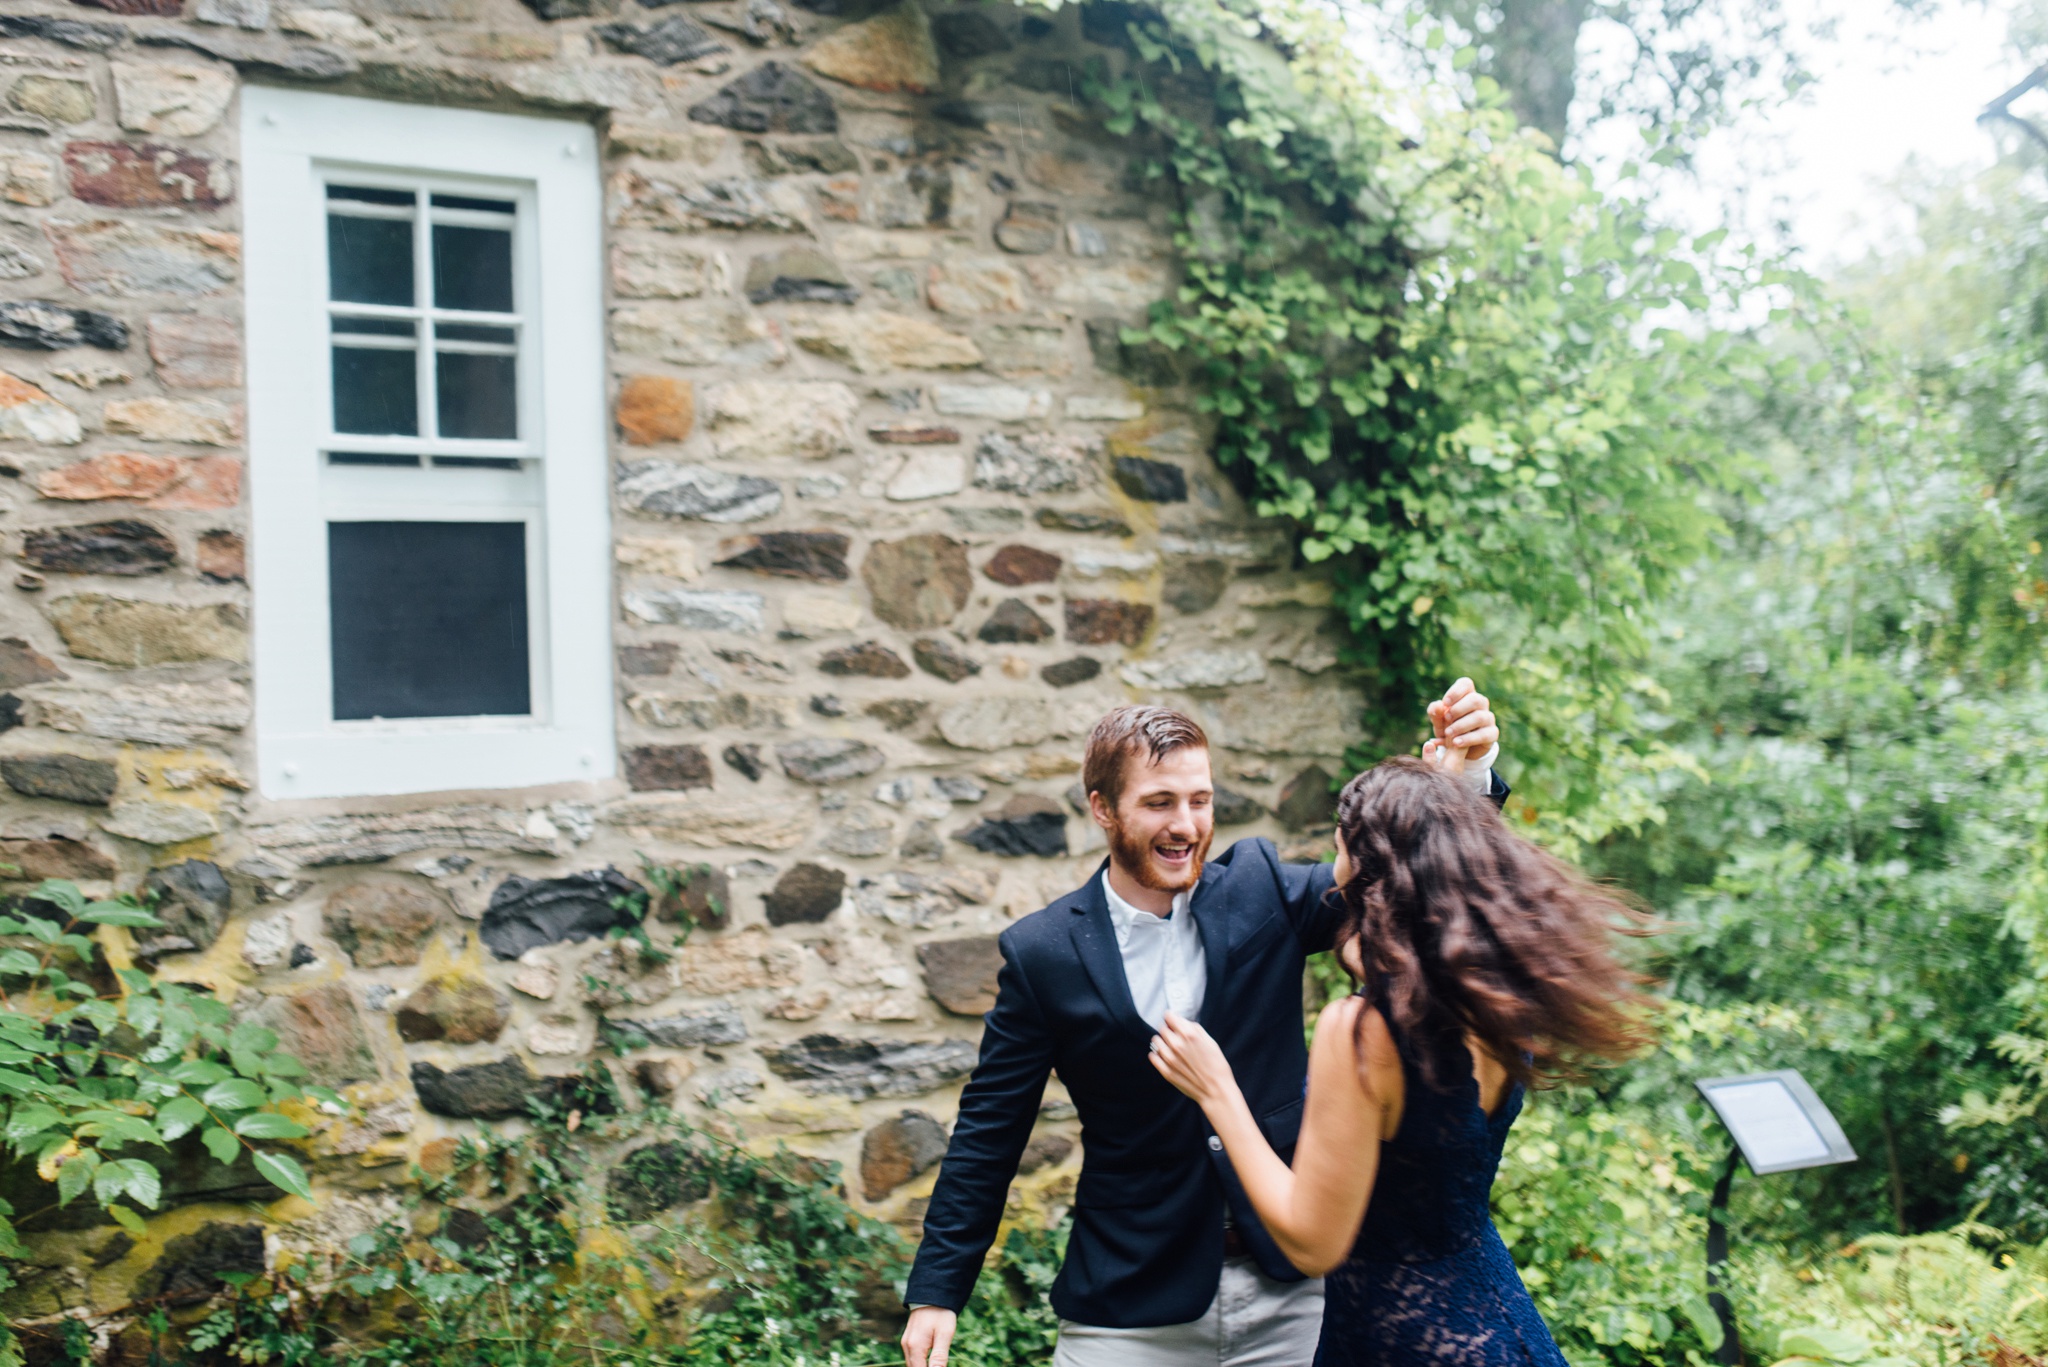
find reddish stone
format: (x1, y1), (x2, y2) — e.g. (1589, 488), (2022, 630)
(34, 452), (241, 510)
(868, 422), (961, 445)
(1065, 598), (1153, 646)
(0, 836), (115, 881)
(65, 142), (230, 210)
(616, 374), (694, 446)
(984, 544), (1061, 586)
(819, 641), (910, 678)
(0, 637), (66, 688)
(196, 529), (243, 582)
(146, 313), (241, 388)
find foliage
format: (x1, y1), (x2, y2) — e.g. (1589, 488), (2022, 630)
(0, 878), (325, 1364)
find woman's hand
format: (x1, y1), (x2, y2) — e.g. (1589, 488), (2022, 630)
(1149, 1012), (1240, 1110)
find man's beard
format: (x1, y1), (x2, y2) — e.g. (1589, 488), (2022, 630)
(1106, 815), (1213, 892)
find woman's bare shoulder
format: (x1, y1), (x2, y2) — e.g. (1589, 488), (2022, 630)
(1312, 995), (1400, 1071)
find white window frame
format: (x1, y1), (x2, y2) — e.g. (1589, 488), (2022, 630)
(243, 87), (613, 801)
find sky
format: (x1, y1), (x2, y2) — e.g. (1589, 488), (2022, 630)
(1624, 0), (2020, 268)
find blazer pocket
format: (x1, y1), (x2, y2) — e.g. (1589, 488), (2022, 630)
(1256, 1096), (1304, 1150)
(1227, 912), (1289, 962)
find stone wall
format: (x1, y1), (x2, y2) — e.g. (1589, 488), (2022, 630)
(0, 0), (1361, 1320)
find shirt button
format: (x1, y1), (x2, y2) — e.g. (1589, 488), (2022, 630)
(1208, 1135), (1223, 1152)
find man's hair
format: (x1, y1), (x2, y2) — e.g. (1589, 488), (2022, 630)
(1083, 705), (1209, 808)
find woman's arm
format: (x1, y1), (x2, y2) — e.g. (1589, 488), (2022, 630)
(1149, 999), (1402, 1276)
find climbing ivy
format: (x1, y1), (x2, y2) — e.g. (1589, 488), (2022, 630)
(1073, 0), (1765, 844)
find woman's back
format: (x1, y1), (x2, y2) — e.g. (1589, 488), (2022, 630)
(1314, 1014), (1567, 1367)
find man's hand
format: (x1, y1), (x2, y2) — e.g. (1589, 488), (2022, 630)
(1425, 677), (1497, 772)
(903, 1306), (958, 1367)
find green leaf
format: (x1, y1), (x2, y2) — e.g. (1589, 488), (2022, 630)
(108, 1203), (146, 1235)
(112, 1159), (160, 1210)
(79, 904), (159, 928)
(252, 1150), (313, 1202)
(233, 1113), (309, 1140)
(5, 1104), (62, 1145)
(1779, 1328), (1870, 1363)
(1679, 1294), (1725, 1352)
(199, 1078), (265, 1112)
(55, 1153), (93, 1205)
(200, 1126), (239, 1167)
(155, 1097), (206, 1142)
(170, 1060), (230, 1087)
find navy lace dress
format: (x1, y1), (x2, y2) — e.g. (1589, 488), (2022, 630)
(1313, 1010), (1568, 1367)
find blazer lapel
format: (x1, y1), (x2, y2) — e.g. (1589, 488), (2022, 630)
(1188, 859), (1231, 1026)
(1068, 862), (1155, 1044)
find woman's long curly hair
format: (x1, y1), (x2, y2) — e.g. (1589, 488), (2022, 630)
(1334, 756), (1656, 1092)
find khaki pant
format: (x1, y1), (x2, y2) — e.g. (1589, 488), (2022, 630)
(1053, 1259), (1325, 1367)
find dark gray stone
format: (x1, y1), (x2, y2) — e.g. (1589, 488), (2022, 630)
(777, 737), (885, 784)
(141, 860), (231, 955)
(1037, 508), (1132, 536)
(1276, 764), (1337, 831)
(624, 743), (714, 791)
(597, 14), (727, 64)
(0, 301), (128, 352)
(916, 935), (1001, 1015)
(1113, 455), (1189, 503)
(863, 697), (925, 731)
(714, 530), (851, 581)
(411, 1057), (543, 1119)
(744, 247), (857, 305)
(613, 1005), (748, 1047)
(785, 0), (892, 16)
(764, 861), (844, 925)
(620, 642), (678, 676)
(933, 10), (1011, 58)
(688, 61), (839, 135)
(978, 598), (1054, 644)
(134, 1222), (264, 1304)
(607, 1141), (710, 1222)
(518, 0), (599, 17)
(21, 520), (176, 576)
(820, 641), (911, 678)
(1082, 0), (1148, 47)
(0, 638), (66, 688)
(1018, 1131), (1074, 1174)
(0, 15), (125, 50)
(480, 868), (646, 959)
(912, 636), (980, 683)
(859, 1109), (947, 1200)
(1164, 558), (1229, 613)
(811, 693), (846, 717)
(133, 29), (360, 79)
(1040, 656), (1101, 688)
(0, 696), (18, 735)
(1213, 786), (1264, 826)
(954, 794), (1066, 857)
(723, 743), (765, 781)
(1085, 316), (1181, 385)
(761, 1033), (979, 1098)
(2, 754), (116, 806)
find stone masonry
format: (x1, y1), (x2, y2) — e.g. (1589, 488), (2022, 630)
(0, 0), (1361, 1317)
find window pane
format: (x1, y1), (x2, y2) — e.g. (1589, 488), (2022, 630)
(330, 185), (415, 207)
(328, 452), (421, 467)
(328, 521), (530, 720)
(333, 346), (418, 435)
(433, 224), (513, 312)
(328, 214), (414, 306)
(436, 350), (517, 439)
(431, 193), (516, 213)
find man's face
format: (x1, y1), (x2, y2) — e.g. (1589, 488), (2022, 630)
(1090, 746), (1215, 892)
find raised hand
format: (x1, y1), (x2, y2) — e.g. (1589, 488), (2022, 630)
(1425, 677), (1497, 771)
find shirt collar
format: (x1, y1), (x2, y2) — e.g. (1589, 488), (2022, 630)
(1101, 869), (1191, 947)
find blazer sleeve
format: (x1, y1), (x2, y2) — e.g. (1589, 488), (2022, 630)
(1280, 768), (1513, 955)
(902, 930), (1056, 1312)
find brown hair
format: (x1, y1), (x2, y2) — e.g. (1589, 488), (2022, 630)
(1334, 756), (1654, 1091)
(1083, 705), (1209, 808)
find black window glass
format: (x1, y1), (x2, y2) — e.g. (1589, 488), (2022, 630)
(332, 346), (417, 436)
(328, 521), (530, 720)
(431, 193), (516, 213)
(436, 351), (517, 439)
(328, 214), (413, 306)
(433, 224), (513, 313)
(330, 185), (415, 206)
(329, 452), (421, 467)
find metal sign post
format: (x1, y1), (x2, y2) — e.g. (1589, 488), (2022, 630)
(1693, 1071), (1858, 1366)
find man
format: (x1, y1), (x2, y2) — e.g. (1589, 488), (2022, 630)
(902, 681), (1505, 1367)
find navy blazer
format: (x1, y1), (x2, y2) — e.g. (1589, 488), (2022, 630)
(904, 775), (1510, 1328)
(905, 835), (1340, 1327)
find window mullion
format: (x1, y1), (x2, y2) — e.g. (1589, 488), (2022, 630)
(415, 185), (437, 444)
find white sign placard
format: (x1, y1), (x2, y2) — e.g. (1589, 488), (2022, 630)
(1696, 1070), (1857, 1175)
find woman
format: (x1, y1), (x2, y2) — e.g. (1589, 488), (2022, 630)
(1148, 751), (1651, 1366)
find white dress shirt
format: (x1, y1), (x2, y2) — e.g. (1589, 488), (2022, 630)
(1103, 871), (1207, 1031)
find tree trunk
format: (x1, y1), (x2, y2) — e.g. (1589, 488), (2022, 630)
(1486, 0), (1592, 148)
